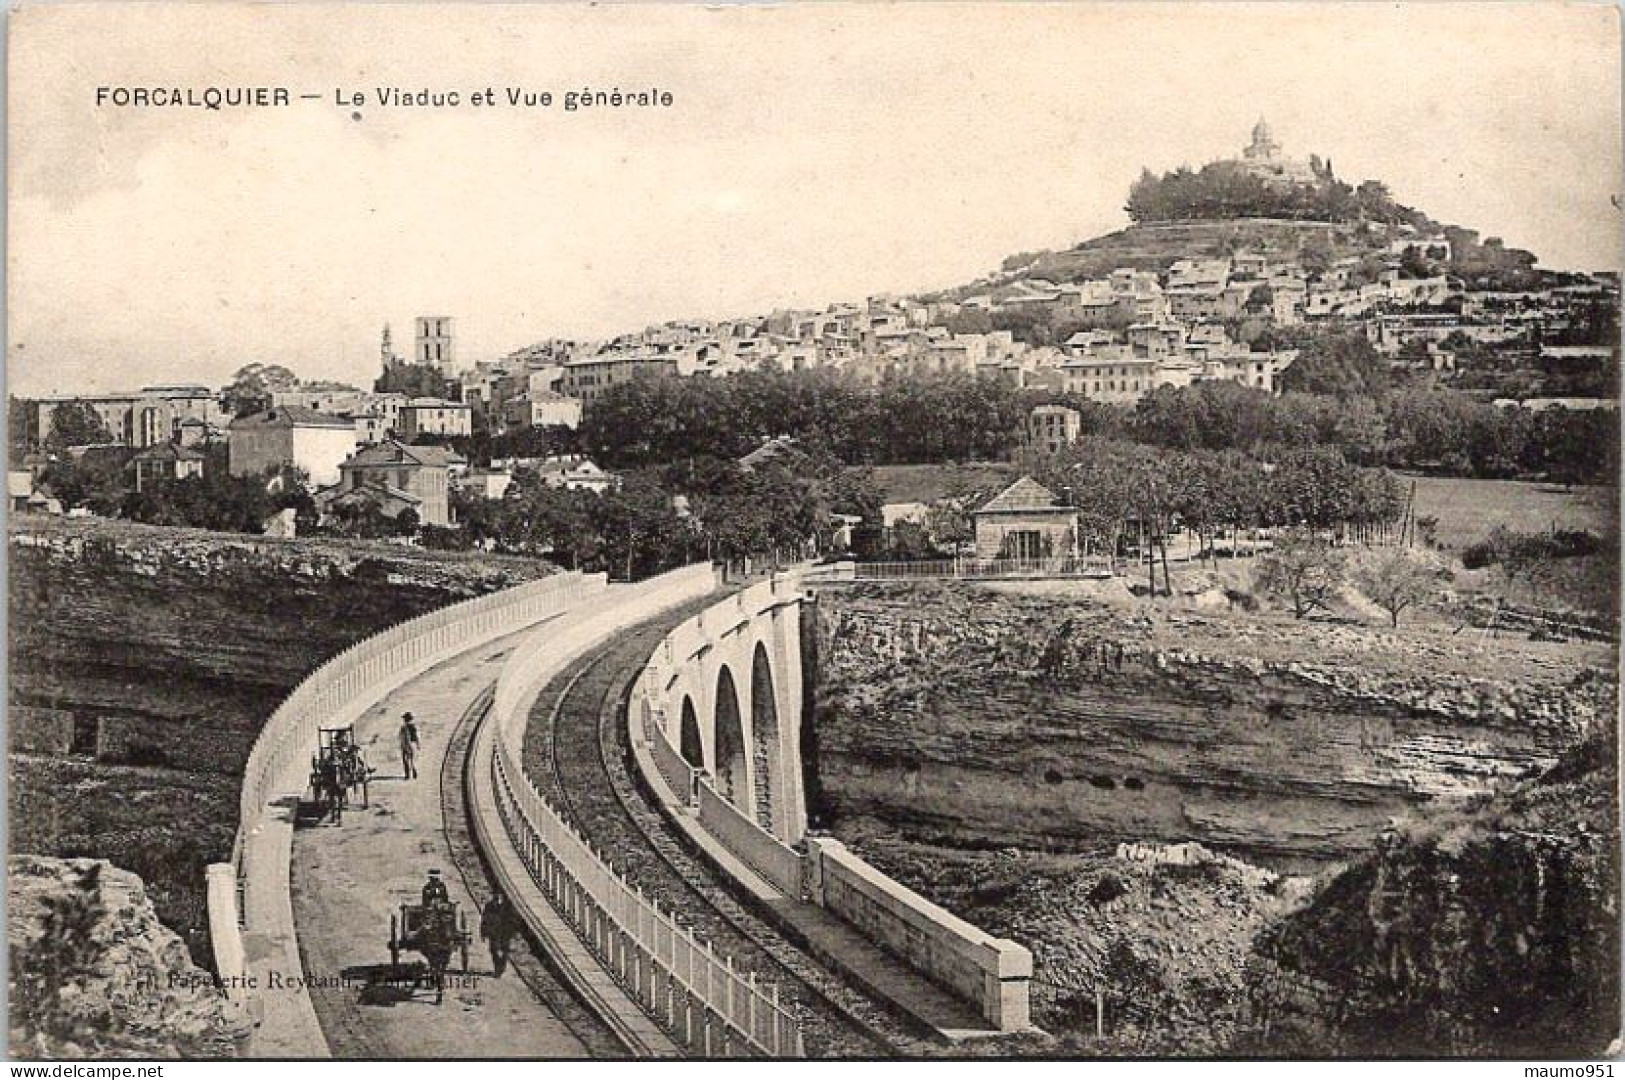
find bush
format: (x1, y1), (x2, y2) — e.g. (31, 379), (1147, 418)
(1463, 527), (1603, 570)
(1089, 873), (1129, 907)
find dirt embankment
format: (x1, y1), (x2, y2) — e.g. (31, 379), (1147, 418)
(8, 517), (555, 962)
(805, 582), (1615, 1052)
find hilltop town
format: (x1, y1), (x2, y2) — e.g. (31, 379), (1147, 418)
(8, 122), (1618, 558)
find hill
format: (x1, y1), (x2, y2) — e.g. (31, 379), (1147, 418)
(997, 218), (1374, 286)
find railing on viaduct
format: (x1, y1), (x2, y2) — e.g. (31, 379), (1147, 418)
(476, 564), (804, 1057)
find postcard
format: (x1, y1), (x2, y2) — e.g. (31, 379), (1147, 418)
(7, 1), (1620, 1064)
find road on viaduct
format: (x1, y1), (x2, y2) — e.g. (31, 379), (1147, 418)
(287, 630), (621, 1058)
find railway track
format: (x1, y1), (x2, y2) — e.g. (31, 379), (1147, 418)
(518, 599), (929, 1057)
(441, 685), (627, 1059)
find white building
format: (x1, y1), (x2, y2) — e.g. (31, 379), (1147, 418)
(399, 397), (472, 439)
(502, 391), (583, 431)
(228, 405), (358, 487)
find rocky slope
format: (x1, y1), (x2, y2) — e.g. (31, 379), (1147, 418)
(806, 581), (1615, 1052)
(989, 219), (1371, 288)
(837, 823), (1309, 1053)
(8, 517), (555, 961)
(8, 855), (247, 1058)
(1245, 733), (1620, 1057)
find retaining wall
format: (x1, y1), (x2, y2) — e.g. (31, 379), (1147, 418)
(805, 838), (1031, 1031)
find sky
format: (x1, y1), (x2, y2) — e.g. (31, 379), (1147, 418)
(8, 1), (1622, 397)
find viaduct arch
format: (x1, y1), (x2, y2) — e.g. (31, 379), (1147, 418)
(641, 577), (808, 845)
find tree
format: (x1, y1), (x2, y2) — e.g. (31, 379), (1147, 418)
(1279, 330), (1388, 397)
(10, 397), (39, 462)
(1355, 550), (1444, 627)
(1398, 247), (1433, 280)
(375, 362), (456, 401)
(222, 364), (299, 418)
(44, 401), (113, 452)
(1255, 529), (1348, 619)
(924, 502), (974, 556)
(38, 447), (131, 514)
(593, 470), (687, 579)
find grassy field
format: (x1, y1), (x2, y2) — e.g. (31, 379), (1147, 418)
(1407, 475), (1615, 553)
(870, 461), (1017, 505)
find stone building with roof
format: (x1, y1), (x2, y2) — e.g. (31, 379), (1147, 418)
(972, 476), (1078, 561)
(229, 405), (358, 487)
(334, 439), (455, 526)
(130, 442), (206, 492)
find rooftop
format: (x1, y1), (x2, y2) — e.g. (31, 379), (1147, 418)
(977, 476), (1068, 514)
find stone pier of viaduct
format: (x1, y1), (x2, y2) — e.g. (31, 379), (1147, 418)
(210, 563), (1031, 1057)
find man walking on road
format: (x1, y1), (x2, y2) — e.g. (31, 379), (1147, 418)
(480, 892), (519, 977)
(399, 712), (420, 779)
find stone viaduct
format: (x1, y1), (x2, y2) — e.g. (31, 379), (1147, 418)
(207, 563), (1032, 1057)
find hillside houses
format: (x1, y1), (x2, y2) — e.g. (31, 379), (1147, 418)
(1060, 319), (1297, 402)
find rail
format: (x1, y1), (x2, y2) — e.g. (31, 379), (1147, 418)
(207, 568), (608, 1051)
(479, 565), (806, 1057)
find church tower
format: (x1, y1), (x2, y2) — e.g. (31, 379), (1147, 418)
(415, 316), (455, 371)
(380, 323), (399, 369)
(1244, 117), (1281, 161)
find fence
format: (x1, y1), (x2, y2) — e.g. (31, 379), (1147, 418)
(210, 569), (609, 1016)
(832, 556), (1114, 582)
(479, 565), (805, 1058)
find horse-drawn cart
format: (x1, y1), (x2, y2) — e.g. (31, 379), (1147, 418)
(307, 726), (372, 822)
(389, 899), (471, 1003)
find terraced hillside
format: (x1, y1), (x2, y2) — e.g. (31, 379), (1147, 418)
(930, 218), (1377, 296)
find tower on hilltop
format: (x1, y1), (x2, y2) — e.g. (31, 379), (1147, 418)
(1244, 117), (1281, 162)
(1233, 119), (1316, 187)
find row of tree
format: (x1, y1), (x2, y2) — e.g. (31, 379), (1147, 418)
(1125, 379), (1616, 486)
(573, 360), (1615, 487)
(428, 457), (851, 580)
(1011, 438), (1407, 594)
(579, 368), (1033, 469)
